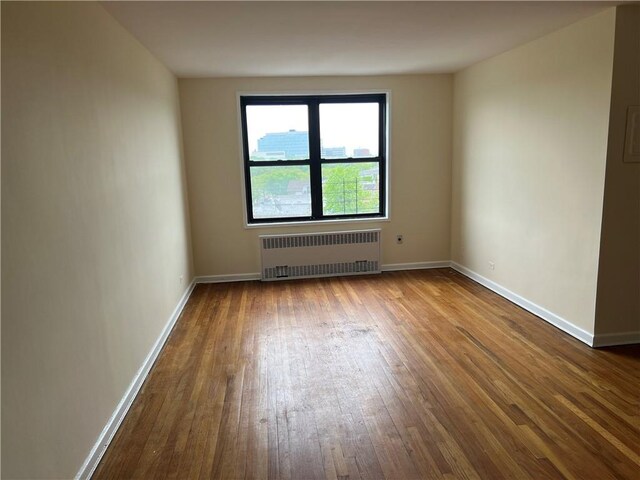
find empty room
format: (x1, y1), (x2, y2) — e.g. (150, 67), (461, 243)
(2, 1), (639, 479)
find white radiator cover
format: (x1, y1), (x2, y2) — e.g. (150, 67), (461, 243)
(260, 229), (381, 281)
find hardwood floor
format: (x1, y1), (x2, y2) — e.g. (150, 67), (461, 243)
(93, 269), (640, 479)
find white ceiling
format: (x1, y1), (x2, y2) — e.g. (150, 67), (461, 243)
(102, 1), (617, 78)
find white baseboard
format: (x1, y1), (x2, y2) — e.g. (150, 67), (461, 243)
(75, 280), (196, 480)
(195, 273), (261, 283)
(592, 331), (640, 347)
(194, 262), (451, 284)
(450, 262), (594, 347)
(382, 261), (451, 272)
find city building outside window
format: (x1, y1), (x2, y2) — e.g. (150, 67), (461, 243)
(240, 93), (387, 224)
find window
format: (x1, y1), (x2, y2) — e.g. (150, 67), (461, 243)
(240, 93), (387, 224)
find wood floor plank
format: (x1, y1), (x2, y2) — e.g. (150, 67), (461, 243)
(93, 269), (640, 479)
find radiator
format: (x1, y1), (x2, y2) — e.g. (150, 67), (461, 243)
(260, 229), (381, 281)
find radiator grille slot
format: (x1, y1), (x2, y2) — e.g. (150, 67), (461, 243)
(262, 230), (379, 250)
(260, 229), (381, 281)
(263, 261), (379, 280)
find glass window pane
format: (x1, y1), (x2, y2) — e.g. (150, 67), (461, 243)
(246, 105), (309, 161)
(250, 166), (311, 219)
(320, 103), (379, 159)
(322, 162), (379, 216)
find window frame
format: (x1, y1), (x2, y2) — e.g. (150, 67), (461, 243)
(240, 93), (387, 225)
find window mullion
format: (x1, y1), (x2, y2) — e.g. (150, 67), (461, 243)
(308, 100), (323, 219)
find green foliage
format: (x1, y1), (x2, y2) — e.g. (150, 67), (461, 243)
(249, 163), (379, 216)
(322, 163), (379, 215)
(250, 166), (308, 198)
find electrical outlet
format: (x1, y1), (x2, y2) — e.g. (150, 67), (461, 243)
(489, 262), (495, 270)
(396, 235), (403, 245)
(179, 275), (184, 284)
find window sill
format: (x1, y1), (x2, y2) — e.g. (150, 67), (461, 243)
(244, 216), (390, 229)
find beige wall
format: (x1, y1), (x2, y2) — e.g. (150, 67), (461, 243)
(595, 5), (640, 337)
(451, 9), (616, 334)
(179, 75), (452, 276)
(1, 3), (192, 478)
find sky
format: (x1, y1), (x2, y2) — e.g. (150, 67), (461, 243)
(246, 103), (379, 157)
